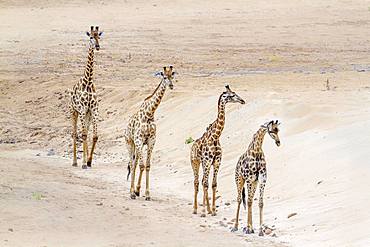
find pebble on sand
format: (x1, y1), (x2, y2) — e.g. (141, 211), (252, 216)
(287, 212), (297, 219)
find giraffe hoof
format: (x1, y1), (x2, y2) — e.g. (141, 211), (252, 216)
(200, 213), (206, 218)
(231, 227), (238, 232)
(87, 161), (92, 168)
(259, 231), (264, 237)
(145, 196), (151, 201)
(82, 165), (87, 169)
(243, 227), (254, 234)
(72, 162), (78, 167)
(134, 191), (140, 197)
(211, 211), (217, 216)
(130, 193), (136, 199)
(193, 210), (197, 215)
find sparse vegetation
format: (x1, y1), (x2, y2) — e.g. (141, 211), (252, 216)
(185, 137), (194, 144)
(32, 192), (44, 200)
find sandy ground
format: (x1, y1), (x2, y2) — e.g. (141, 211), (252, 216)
(1, 0), (370, 246)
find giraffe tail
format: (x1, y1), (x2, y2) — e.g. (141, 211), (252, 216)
(126, 164), (131, 181)
(242, 187), (246, 210)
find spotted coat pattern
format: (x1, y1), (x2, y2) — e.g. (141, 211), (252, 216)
(191, 85), (245, 216)
(69, 26), (102, 169)
(124, 66), (175, 200)
(232, 120), (281, 236)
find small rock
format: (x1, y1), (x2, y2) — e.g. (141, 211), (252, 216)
(287, 212), (297, 219)
(36, 153), (41, 156)
(96, 202), (103, 206)
(317, 180), (323, 185)
(125, 207), (130, 211)
(264, 228), (272, 235)
(47, 149), (56, 156)
(199, 224), (207, 228)
(272, 233), (277, 237)
(8, 228), (13, 232)
(225, 202), (231, 206)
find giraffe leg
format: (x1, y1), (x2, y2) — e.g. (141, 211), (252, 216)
(132, 138), (144, 199)
(244, 181), (257, 234)
(191, 158), (200, 214)
(129, 150), (138, 199)
(79, 112), (88, 169)
(231, 176), (245, 232)
(71, 110), (78, 167)
(201, 159), (212, 217)
(258, 175), (267, 236)
(125, 136), (135, 180)
(87, 109), (98, 168)
(211, 156), (221, 216)
(135, 163), (144, 197)
(144, 135), (156, 201)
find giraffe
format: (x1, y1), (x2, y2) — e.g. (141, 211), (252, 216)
(231, 120), (281, 236)
(69, 26), (103, 169)
(124, 66), (176, 200)
(191, 85), (245, 217)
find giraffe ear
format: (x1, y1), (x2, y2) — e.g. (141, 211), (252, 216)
(154, 71), (163, 77)
(98, 31), (104, 37)
(86, 32), (91, 37)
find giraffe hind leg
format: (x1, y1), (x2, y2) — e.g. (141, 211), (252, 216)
(231, 175), (245, 232)
(244, 181), (257, 234)
(191, 157), (200, 214)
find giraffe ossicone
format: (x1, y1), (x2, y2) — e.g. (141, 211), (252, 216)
(190, 85), (245, 217)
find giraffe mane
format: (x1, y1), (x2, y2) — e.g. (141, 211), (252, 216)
(144, 79), (162, 101)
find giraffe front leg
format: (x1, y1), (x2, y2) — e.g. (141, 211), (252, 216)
(258, 178), (266, 236)
(71, 111), (78, 167)
(201, 160), (212, 217)
(211, 156), (221, 216)
(231, 176), (245, 232)
(144, 135), (156, 201)
(244, 181), (257, 234)
(87, 110), (98, 168)
(79, 113), (88, 169)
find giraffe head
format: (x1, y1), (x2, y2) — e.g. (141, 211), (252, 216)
(86, 26), (103, 51)
(219, 85), (245, 105)
(263, 120), (281, 146)
(155, 66), (176, 89)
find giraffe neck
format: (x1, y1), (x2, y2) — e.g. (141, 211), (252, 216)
(249, 127), (268, 152)
(142, 79), (167, 118)
(82, 47), (95, 84)
(211, 97), (226, 139)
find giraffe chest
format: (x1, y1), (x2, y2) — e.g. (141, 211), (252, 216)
(71, 90), (97, 110)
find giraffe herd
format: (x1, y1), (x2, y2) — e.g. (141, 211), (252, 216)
(68, 27), (281, 236)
